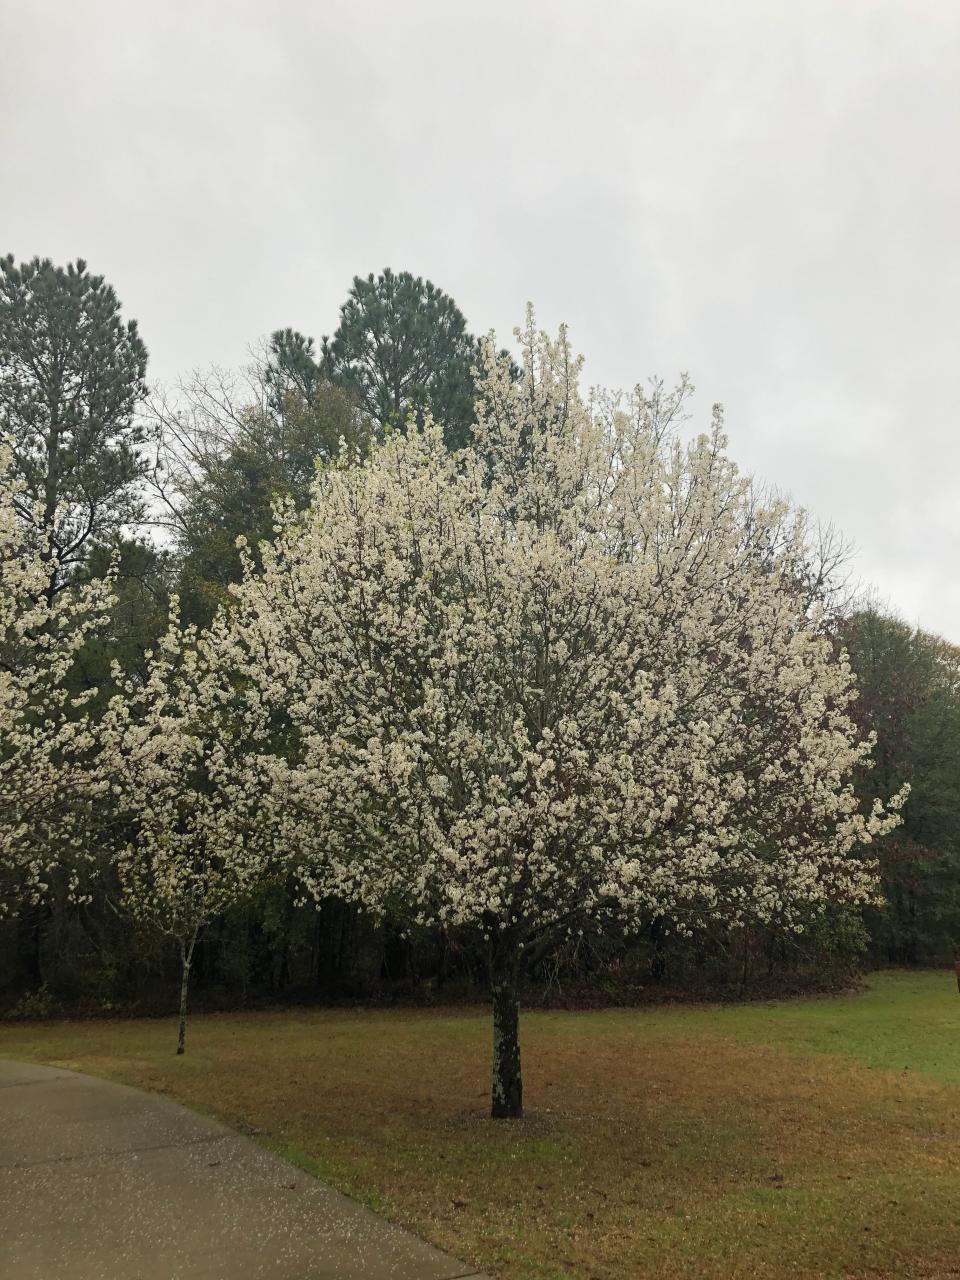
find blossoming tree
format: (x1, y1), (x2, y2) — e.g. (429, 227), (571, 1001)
(0, 443), (112, 921)
(227, 319), (903, 1117)
(102, 612), (276, 1053)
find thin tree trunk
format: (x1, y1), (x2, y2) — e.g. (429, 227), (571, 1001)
(490, 944), (523, 1119)
(176, 934), (197, 1056)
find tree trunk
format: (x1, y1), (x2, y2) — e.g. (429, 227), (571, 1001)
(176, 935), (196, 1056)
(490, 946), (523, 1119)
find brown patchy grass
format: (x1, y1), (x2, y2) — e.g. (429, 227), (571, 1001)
(3, 974), (960, 1278)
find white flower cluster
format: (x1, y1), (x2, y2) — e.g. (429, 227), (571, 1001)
(100, 608), (277, 952)
(221, 318), (904, 958)
(0, 442), (113, 915)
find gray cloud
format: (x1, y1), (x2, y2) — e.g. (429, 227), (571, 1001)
(2, 0), (957, 636)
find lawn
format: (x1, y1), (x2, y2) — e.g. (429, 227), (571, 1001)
(2, 970), (959, 1279)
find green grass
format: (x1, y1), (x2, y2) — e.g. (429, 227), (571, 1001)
(3, 970), (960, 1279)
(700, 969), (960, 1082)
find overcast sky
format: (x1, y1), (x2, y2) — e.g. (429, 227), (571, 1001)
(3, 0), (958, 638)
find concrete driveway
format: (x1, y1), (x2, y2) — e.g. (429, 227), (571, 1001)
(0, 1060), (487, 1280)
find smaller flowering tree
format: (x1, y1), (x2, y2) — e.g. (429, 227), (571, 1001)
(0, 442), (112, 922)
(102, 610), (275, 1054)
(226, 318), (904, 1118)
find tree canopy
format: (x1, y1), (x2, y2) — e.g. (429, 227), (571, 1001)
(843, 608), (960, 963)
(0, 256), (148, 588)
(306, 268), (480, 449)
(0, 444), (113, 918)
(150, 359), (365, 625)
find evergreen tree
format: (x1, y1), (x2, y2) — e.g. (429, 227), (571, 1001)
(74, 538), (176, 691)
(0, 256), (149, 590)
(265, 328), (324, 407)
(317, 268), (481, 449)
(844, 608), (960, 963)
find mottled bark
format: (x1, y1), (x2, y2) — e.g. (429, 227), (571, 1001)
(176, 934), (197, 1055)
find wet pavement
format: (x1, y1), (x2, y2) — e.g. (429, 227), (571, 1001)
(0, 1060), (487, 1279)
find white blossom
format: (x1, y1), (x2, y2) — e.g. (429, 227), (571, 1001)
(225, 319), (903, 943)
(100, 606), (277, 1051)
(0, 441), (112, 916)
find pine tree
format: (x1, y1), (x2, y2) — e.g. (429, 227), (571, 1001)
(0, 255), (149, 591)
(319, 268), (480, 449)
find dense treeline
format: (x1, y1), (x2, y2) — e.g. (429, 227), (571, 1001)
(1, 254), (957, 1023)
(845, 613), (960, 964)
